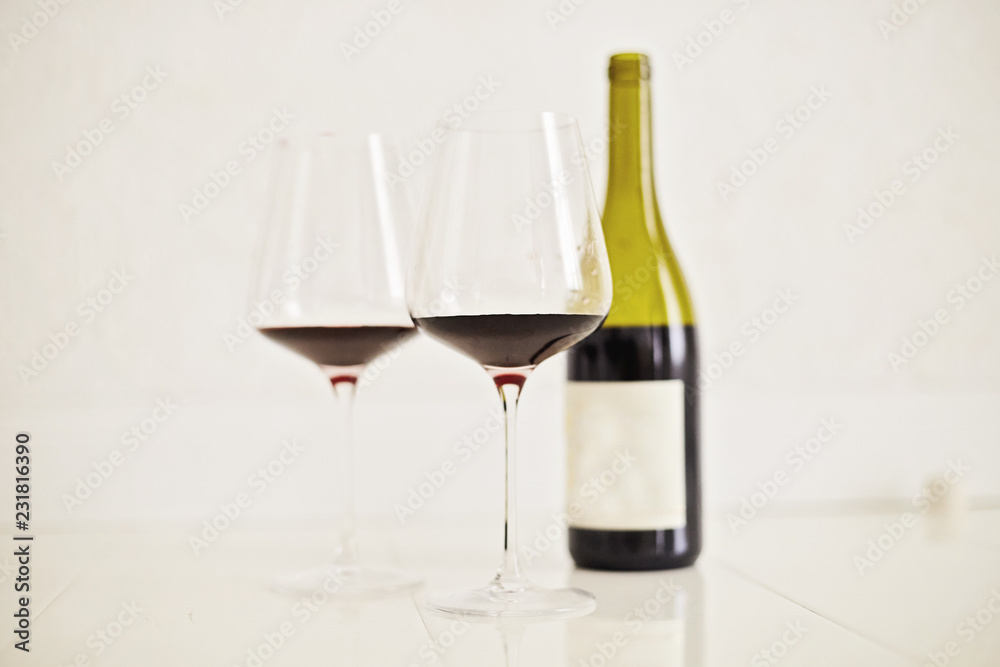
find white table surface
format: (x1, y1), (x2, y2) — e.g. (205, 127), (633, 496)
(2, 509), (999, 666)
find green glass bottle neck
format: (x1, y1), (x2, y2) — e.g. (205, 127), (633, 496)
(602, 77), (695, 328)
(607, 79), (657, 198)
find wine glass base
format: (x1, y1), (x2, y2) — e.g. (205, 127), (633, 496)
(426, 581), (596, 619)
(272, 564), (422, 598)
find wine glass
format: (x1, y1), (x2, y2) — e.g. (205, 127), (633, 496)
(407, 111), (613, 617)
(250, 132), (420, 596)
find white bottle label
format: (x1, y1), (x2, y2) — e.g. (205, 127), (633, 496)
(566, 380), (686, 530)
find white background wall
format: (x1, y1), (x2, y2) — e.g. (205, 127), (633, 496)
(1, 0), (998, 533)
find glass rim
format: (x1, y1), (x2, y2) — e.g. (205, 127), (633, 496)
(435, 110), (581, 135)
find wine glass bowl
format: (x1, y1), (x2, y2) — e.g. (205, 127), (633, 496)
(252, 133), (412, 336)
(407, 111), (612, 618)
(407, 111), (611, 326)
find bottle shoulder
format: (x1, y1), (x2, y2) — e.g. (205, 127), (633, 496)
(600, 202), (695, 326)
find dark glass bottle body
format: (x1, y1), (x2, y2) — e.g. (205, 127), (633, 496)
(566, 53), (701, 570)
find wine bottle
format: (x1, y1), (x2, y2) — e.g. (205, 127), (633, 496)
(566, 53), (701, 570)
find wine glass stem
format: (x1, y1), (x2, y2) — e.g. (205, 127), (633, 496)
(331, 378), (359, 567)
(502, 624), (524, 667)
(497, 381), (524, 584)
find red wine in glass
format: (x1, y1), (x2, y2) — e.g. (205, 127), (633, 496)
(259, 325), (416, 369)
(412, 314), (603, 370)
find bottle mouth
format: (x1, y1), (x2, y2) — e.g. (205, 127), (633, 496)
(608, 53), (650, 82)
